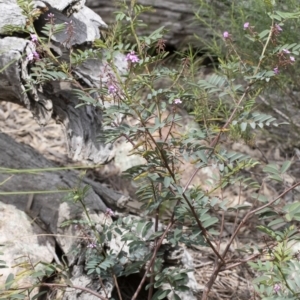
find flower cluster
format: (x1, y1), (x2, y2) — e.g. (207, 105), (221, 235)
(273, 48), (296, 75)
(243, 22), (249, 30)
(27, 32), (40, 62)
(243, 22), (257, 36)
(282, 49), (295, 62)
(108, 85), (117, 95)
(275, 24), (283, 33)
(30, 34), (38, 42)
(46, 12), (55, 25)
(174, 98), (182, 104)
(271, 23), (283, 44)
(223, 31), (230, 39)
(105, 208), (115, 217)
(27, 50), (39, 61)
(65, 20), (74, 36)
(126, 51), (139, 63)
(274, 283), (281, 293)
(87, 243), (97, 249)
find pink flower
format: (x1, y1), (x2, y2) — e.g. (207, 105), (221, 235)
(275, 24), (282, 31)
(126, 51), (139, 63)
(108, 85), (117, 94)
(27, 51), (39, 61)
(27, 53), (34, 61)
(106, 208), (115, 217)
(33, 51), (39, 59)
(223, 31), (229, 39)
(243, 22), (249, 30)
(290, 56), (295, 62)
(174, 99), (182, 104)
(283, 49), (290, 54)
(30, 34), (38, 42)
(46, 13), (55, 24)
(274, 283), (281, 293)
(87, 243), (97, 249)
(273, 67), (279, 75)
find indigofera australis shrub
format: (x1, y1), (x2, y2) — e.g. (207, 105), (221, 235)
(2, 0), (300, 299)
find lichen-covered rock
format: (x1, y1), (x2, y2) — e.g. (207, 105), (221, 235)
(0, 0), (116, 164)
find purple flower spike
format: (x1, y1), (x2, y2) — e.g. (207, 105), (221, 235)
(273, 67), (279, 75)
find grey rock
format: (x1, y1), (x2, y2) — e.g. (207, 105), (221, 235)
(0, 0), (114, 164)
(0, 202), (55, 286)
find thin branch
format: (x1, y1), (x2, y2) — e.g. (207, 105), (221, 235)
(42, 283), (108, 299)
(180, 191), (225, 263)
(148, 183), (161, 300)
(223, 253), (270, 271)
(99, 277), (109, 298)
(113, 274), (123, 300)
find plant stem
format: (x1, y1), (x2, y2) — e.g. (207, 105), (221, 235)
(132, 221), (174, 300)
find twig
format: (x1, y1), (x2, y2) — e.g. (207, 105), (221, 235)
(194, 261), (214, 268)
(98, 277), (109, 298)
(148, 183), (161, 300)
(181, 192), (225, 263)
(223, 253), (264, 270)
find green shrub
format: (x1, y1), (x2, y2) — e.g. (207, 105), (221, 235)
(2, 0), (300, 299)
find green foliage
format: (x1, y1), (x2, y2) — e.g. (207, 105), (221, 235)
(248, 226), (300, 299)
(0, 258), (62, 300)
(194, 0), (300, 137)
(151, 267), (189, 300)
